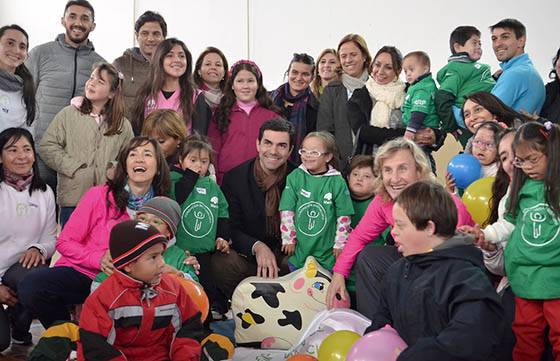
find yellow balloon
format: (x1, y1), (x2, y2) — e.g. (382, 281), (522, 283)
(462, 177), (495, 226)
(318, 330), (361, 361)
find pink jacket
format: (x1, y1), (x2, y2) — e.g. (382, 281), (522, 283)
(208, 103), (278, 183)
(333, 193), (475, 277)
(55, 185), (130, 279)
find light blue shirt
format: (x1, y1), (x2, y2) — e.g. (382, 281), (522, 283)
(491, 53), (545, 114)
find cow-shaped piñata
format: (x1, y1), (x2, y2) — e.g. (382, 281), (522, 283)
(231, 256), (332, 349)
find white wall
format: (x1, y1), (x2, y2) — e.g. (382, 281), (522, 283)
(1, 0), (559, 89)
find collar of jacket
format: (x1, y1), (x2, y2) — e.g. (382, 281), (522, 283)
(500, 53), (530, 71)
(447, 52), (473, 63)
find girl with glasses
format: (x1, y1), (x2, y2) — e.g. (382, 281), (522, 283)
(279, 131), (353, 272)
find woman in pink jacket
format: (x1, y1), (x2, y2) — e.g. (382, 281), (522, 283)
(208, 60), (279, 183)
(19, 137), (170, 328)
(326, 138), (475, 318)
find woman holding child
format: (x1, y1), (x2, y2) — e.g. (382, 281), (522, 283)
(326, 138), (475, 319)
(19, 137), (170, 328)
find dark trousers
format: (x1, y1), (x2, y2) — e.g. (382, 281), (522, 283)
(196, 251), (228, 314)
(59, 206), (76, 228)
(210, 248), (290, 300)
(354, 244), (400, 320)
(0, 262), (46, 351)
(18, 266), (92, 328)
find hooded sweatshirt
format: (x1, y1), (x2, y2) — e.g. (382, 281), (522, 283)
(367, 233), (504, 361)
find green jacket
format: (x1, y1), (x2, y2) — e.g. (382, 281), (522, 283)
(402, 73), (440, 130)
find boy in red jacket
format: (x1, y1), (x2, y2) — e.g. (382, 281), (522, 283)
(78, 220), (204, 361)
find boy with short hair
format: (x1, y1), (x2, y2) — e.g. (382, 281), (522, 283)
(366, 181), (504, 361)
(402, 51), (440, 141)
(78, 220), (204, 361)
(435, 26), (496, 147)
(401, 51), (440, 172)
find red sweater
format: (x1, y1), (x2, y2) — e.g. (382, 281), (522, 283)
(78, 272), (203, 361)
(208, 103), (278, 183)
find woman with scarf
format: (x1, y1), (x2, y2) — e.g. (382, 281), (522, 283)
(0, 25), (36, 136)
(317, 34), (372, 167)
(271, 53), (318, 163)
(193, 46), (229, 111)
(19, 137), (170, 329)
(0, 128), (56, 350)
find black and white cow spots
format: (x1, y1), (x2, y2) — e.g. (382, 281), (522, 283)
(232, 256), (332, 349)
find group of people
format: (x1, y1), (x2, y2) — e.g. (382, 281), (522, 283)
(1, 0), (560, 360)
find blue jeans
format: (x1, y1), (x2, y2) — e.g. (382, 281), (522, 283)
(18, 266), (92, 328)
(59, 207), (76, 228)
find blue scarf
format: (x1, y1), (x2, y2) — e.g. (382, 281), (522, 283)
(272, 83), (310, 163)
(125, 184), (155, 210)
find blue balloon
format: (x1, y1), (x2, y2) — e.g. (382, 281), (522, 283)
(447, 153), (481, 189)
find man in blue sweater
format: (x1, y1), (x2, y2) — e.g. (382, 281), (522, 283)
(490, 18), (545, 114)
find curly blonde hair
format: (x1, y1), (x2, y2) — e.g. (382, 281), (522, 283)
(372, 138), (434, 201)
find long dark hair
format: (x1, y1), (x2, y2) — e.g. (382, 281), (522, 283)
(214, 60), (278, 133)
(0, 25), (36, 126)
(0, 127), (46, 194)
(107, 137), (170, 213)
(463, 92), (531, 126)
(132, 38), (194, 133)
(550, 47), (560, 80)
(508, 122), (560, 218)
(193, 46), (229, 91)
(488, 128), (516, 225)
(81, 62), (126, 136)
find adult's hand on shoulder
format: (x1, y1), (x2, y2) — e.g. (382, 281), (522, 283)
(19, 247), (46, 269)
(326, 272), (347, 309)
(254, 242), (279, 279)
(0, 284), (18, 307)
(100, 250), (115, 276)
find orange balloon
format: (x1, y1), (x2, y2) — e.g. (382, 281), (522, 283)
(286, 355), (319, 361)
(172, 275), (209, 321)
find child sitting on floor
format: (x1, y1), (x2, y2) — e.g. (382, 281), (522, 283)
(366, 181), (504, 360)
(78, 220), (205, 361)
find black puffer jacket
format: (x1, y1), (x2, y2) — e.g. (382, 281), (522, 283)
(367, 233), (504, 361)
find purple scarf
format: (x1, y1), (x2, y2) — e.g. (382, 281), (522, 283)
(3, 168), (34, 192)
(272, 83), (310, 163)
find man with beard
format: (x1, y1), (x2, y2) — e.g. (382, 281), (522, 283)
(210, 119), (296, 309)
(25, 0), (104, 191)
(113, 11), (167, 118)
(490, 18), (545, 115)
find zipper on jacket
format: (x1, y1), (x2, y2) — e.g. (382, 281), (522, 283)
(71, 48), (78, 97)
(404, 261), (410, 279)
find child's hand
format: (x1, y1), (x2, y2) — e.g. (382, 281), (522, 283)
(105, 162), (117, 181)
(215, 237), (230, 254)
(333, 248), (343, 258)
(183, 251), (201, 275)
(404, 130), (416, 141)
(282, 244), (296, 256)
(445, 172), (456, 193)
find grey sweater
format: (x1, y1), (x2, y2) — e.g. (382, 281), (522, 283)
(25, 34), (105, 142)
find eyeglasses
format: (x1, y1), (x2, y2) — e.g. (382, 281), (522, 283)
(472, 139), (496, 150)
(513, 153), (545, 168)
(298, 148), (327, 158)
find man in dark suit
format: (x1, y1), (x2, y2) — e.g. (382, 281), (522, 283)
(211, 119), (295, 299)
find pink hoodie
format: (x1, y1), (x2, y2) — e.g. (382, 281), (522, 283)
(332, 193), (475, 277)
(55, 185), (130, 279)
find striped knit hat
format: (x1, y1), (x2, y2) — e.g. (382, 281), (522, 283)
(110, 220), (168, 270)
(137, 196), (181, 238)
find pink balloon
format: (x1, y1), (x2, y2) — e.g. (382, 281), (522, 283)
(346, 325), (408, 361)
